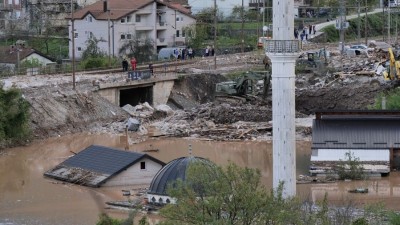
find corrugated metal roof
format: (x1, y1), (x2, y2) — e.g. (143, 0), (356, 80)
(44, 145), (165, 187)
(312, 119), (400, 149)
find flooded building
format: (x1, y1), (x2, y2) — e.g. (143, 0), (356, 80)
(310, 110), (400, 176)
(44, 145), (165, 187)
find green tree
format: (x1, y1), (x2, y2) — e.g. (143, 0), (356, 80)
(118, 36), (154, 63)
(0, 84), (31, 145)
(160, 162), (304, 225)
(81, 36), (106, 60)
(96, 211), (148, 225)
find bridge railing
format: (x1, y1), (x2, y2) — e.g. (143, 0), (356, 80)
(127, 70), (153, 80)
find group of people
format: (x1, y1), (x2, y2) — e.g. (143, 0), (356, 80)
(294, 25), (317, 42)
(122, 57), (137, 72)
(174, 47), (195, 60)
(204, 45), (215, 57)
(122, 57), (153, 75)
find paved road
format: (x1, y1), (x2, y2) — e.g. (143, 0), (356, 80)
(315, 8), (383, 31)
(313, 8), (384, 39)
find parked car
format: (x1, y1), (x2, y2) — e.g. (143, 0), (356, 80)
(349, 44), (374, 52)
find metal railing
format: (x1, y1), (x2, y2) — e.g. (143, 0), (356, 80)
(264, 40), (301, 53)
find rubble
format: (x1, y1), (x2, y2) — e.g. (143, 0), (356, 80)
(1, 44), (397, 142)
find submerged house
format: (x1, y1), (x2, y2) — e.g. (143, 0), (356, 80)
(44, 145), (165, 187)
(310, 110), (400, 176)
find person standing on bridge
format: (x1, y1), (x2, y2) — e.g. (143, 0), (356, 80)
(130, 57), (137, 71)
(122, 58), (128, 71)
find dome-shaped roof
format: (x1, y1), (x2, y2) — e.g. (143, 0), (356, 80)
(148, 156), (215, 196)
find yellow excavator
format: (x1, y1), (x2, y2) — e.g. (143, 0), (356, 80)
(383, 48), (400, 80)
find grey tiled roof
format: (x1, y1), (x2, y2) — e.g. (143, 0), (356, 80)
(312, 119), (400, 149)
(44, 145), (165, 187)
(62, 145), (147, 174)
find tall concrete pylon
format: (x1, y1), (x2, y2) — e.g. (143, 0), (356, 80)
(265, 0), (300, 198)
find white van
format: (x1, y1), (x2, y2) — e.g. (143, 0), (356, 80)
(389, 0), (398, 7)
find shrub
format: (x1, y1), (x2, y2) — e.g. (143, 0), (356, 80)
(336, 151), (365, 180)
(0, 84), (31, 146)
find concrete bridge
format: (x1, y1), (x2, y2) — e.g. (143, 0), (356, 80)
(97, 72), (177, 107)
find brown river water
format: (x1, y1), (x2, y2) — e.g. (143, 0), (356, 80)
(1, 133), (400, 225)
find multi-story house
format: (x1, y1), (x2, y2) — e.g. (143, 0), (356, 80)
(68, 0), (196, 59)
(0, 0), (23, 32)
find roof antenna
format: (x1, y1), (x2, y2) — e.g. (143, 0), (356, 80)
(188, 144), (192, 157)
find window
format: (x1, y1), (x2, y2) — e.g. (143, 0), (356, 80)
(74, 32), (78, 38)
(180, 16), (183, 21)
(140, 161), (146, 170)
(176, 17), (179, 22)
(176, 30), (179, 37)
(89, 32), (93, 39)
(127, 15), (132, 22)
(120, 34), (126, 40)
(121, 18), (125, 23)
(136, 15), (141, 22)
(77, 47), (82, 51)
(126, 34), (132, 39)
(182, 30), (185, 37)
(89, 16), (92, 22)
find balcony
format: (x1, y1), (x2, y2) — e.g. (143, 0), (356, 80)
(135, 26), (153, 31)
(264, 40), (301, 53)
(157, 38), (167, 46)
(157, 21), (167, 30)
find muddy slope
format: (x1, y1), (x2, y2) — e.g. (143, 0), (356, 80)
(24, 83), (128, 138)
(296, 81), (397, 114)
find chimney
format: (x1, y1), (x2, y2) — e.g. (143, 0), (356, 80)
(103, 0), (107, 12)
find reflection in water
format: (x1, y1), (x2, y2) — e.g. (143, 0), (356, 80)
(1, 134), (400, 225)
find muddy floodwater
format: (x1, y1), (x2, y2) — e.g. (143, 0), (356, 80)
(2, 134), (400, 225)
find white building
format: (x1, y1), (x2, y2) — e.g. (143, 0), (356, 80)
(68, 0), (196, 59)
(309, 111), (400, 176)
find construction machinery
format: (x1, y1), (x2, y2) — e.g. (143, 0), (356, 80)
(382, 48), (400, 80)
(296, 48), (328, 71)
(214, 71), (271, 103)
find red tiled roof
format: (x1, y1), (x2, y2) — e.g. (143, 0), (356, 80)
(0, 47), (37, 64)
(68, 0), (194, 21)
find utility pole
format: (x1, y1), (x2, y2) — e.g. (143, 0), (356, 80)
(108, 9), (111, 68)
(365, 0), (368, 45)
(71, 0), (76, 90)
(339, 0), (346, 54)
(357, 0), (361, 44)
(383, 6), (385, 41)
(241, 0), (244, 53)
(388, 6), (391, 44)
(213, 0), (217, 69)
(263, 0), (265, 36)
(257, 0), (260, 39)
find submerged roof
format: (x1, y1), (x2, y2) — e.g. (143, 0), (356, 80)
(44, 145), (165, 187)
(148, 156), (215, 196)
(312, 119), (400, 149)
